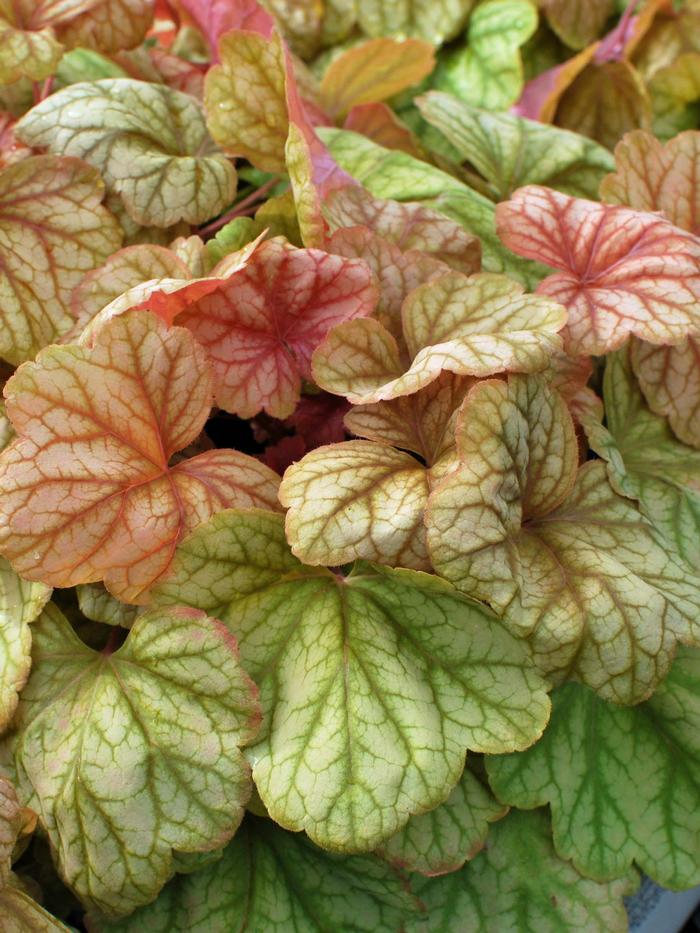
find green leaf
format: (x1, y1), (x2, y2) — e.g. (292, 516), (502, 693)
(356, 0), (475, 44)
(416, 91), (614, 199)
(539, 0), (613, 50)
(487, 646), (700, 888)
(319, 127), (546, 287)
(377, 764), (507, 875)
(152, 509), (551, 853)
(90, 815), (419, 932)
(408, 809), (635, 932)
(434, 0), (538, 110)
(426, 374), (700, 704)
(0, 558), (50, 733)
(17, 79), (236, 227)
(0, 8), (63, 86)
(581, 349), (700, 572)
(75, 583), (138, 629)
(11, 602), (261, 917)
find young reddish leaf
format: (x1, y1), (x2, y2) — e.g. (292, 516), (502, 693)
(17, 79), (236, 228)
(0, 155), (123, 366)
(319, 38), (435, 119)
(286, 392), (350, 448)
(323, 185), (481, 276)
(632, 338), (700, 450)
(496, 185), (700, 355)
(260, 433), (307, 475)
(0, 310), (281, 604)
(344, 103), (424, 158)
(313, 271), (565, 404)
(178, 0), (274, 60)
(173, 238), (376, 419)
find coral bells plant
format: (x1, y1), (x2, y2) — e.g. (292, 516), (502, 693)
(2, 1), (700, 931)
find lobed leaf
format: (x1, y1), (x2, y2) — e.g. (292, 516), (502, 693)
(0, 310), (281, 603)
(632, 337), (700, 450)
(152, 509), (551, 853)
(356, 0), (475, 44)
(11, 602), (261, 917)
(426, 374), (700, 704)
(496, 184), (700, 355)
(17, 79), (235, 227)
(54, 0), (155, 55)
(487, 646), (700, 888)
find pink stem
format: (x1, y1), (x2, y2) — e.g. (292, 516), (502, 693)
(199, 176), (281, 236)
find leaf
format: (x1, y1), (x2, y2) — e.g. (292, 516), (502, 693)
(356, 0), (474, 44)
(540, 0), (614, 50)
(17, 79), (236, 228)
(0, 309), (281, 603)
(11, 602), (260, 917)
(600, 129), (700, 234)
(151, 509), (551, 853)
(408, 809), (635, 933)
(323, 185), (482, 275)
(647, 52), (700, 140)
(76, 583), (139, 629)
(0, 558), (50, 734)
(487, 646), (700, 889)
(554, 59), (651, 150)
(55, 0), (155, 54)
(90, 815), (419, 932)
(0, 154), (122, 366)
(319, 126), (545, 287)
(172, 237), (377, 418)
(320, 38), (435, 119)
(632, 337), (700, 449)
(312, 271), (565, 404)
(0, 1), (67, 86)
(344, 103), (424, 158)
(426, 374), (700, 704)
(177, 0), (275, 60)
(435, 0), (538, 110)
(496, 184), (700, 355)
(0, 774), (69, 932)
(416, 91), (615, 200)
(377, 765), (507, 876)
(582, 349), (700, 571)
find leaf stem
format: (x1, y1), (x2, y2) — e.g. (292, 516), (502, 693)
(199, 176), (282, 236)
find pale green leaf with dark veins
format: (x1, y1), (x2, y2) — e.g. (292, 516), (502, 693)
(90, 815), (419, 932)
(427, 374), (700, 704)
(151, 509), (550, 854)
(76, 583), (139, 628)
(11, 603), (260, 918)
(16, 79), (236, 227)
(416, 92), (614, 200)
(319, 127), (547, 288)
(0, 558), (51, 733)
(582, 350), (700, 571)
(0, 773), (70, 932)
(377, 764), (507, 875)
(433, 0), (537, 110)
(356, 0), (475, 44)
(487, 646), (700, 888)
(407, 809), (635, 933)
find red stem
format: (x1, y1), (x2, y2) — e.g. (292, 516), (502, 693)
(199, 176), (281, 236)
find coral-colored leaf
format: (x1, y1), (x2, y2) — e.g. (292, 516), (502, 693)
(319, 38), (435, 119)
(313, 271), (565, 404)
(632, 337), (700, 450)
(0, 155), (123, 366)
(496, 185), (700, 355)
(179, 0), (274, 60)
(343, 103), (424, 158)
(173, 238), (377, 418)
(0, 310), (281, 603)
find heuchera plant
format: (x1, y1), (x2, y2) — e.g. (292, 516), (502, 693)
(1, 0), (700, 930)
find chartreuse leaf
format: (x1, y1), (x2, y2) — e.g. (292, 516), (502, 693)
(632, 337), (700, 450)
(91, 815), (419, 932)
(0, 309), (281, 604)
(582, 350), (700, 571)
(539, 0), (613, 50)
(434, 0), (538, 110)
(11, 602), (260, 917)
(0, 154), (122, 365)
(647, 52), (700, 141)
(426, 374), (700, 704)
(76, 583), (138, 629)
(0, 558), (50, 732)
(0, 2), (63, 85)
(312, 271), (565, 404)
(0, 773), (69, 931)
(319, 127), (545, 287)
(378, 764), (507, 875)
(356, 0), (474, 43)
(151, 509), (551, 853)
(17, 79), (235, 227)
(320, 38), (435, 119)
(407, 809), (635, 933)
(488, 646), (700, 888)
(496, 185), (700, 355)
(416, 91), (615, 199)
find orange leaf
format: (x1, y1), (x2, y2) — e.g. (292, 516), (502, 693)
(0, 310), (280, 603)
